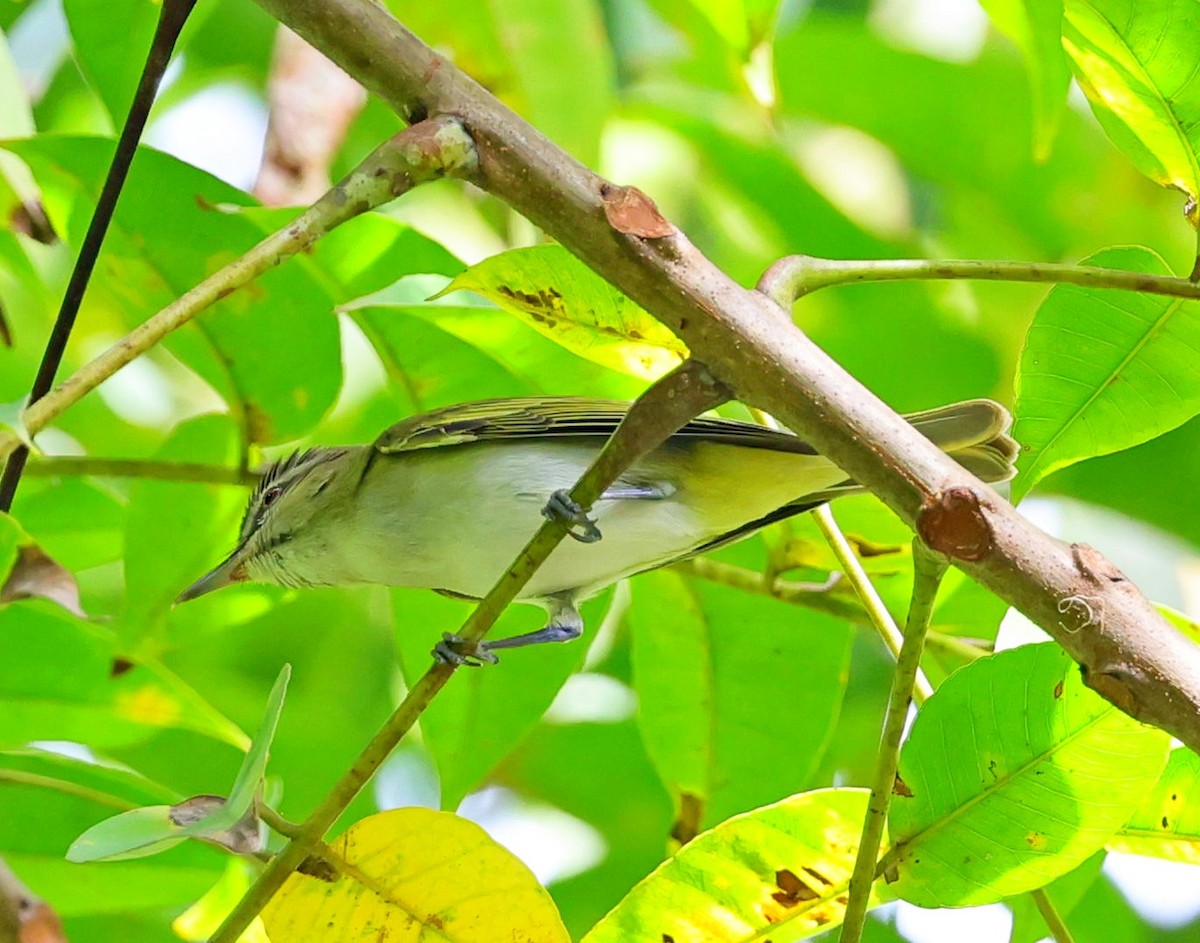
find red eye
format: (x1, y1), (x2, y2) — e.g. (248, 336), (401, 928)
(261, 485), (283, 508)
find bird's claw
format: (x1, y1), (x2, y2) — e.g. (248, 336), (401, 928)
(542, 489), (602, 543)
(433, 632), (500, 666)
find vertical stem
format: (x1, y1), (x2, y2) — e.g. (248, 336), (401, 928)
(813, 504), (934, 704)
(1031, 888), (1076, 943)
(839, 541), (947, 943)
(0, 0), (197, 510)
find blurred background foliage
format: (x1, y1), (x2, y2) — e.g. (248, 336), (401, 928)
(1, 0), (1199, 940)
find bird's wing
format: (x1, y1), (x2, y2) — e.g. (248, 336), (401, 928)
(372, 396), (819, 456)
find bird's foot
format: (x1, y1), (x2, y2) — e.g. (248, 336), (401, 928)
(542, 489), (602, 543)
(432, 633), (500, 666)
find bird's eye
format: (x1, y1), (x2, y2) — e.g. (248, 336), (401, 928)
(261, 485), (284, 509)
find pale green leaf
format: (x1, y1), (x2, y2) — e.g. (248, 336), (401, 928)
(888, 642), (1170, 907)
(1109, 748), (1200, 863)
(442, 245), (687, 380)
(582, 788), (887, 943)
(1012, 246), (1200, 498)
(1063, 0), (1200, 217)
(66, 804), (183, 862)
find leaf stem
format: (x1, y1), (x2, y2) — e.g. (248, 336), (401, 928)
(814, 505), (934, 703)
(839, 541), (947, 943)
(1031, 888), (1076, 943)
(757, 255), (1200, 303)
(0, 117), (478, 467)
(207, 359), (730, 943)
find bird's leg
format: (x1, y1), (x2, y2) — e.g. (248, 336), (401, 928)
(433, 595), (584, 666)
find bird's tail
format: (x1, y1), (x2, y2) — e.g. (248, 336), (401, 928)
(804, 398), (1018, 504)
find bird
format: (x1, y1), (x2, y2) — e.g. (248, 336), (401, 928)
(177, 396), (1018, 664)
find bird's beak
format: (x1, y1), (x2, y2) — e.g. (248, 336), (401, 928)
(175, 552), (248, 604)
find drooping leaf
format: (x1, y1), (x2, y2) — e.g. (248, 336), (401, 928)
(627, 571), (853, 825)
(66, 804), (185, 862)
(582, 788), (885, 943)
(1063, 0), (1200, 221)
(1108, 748), (1200, 863)
(1012, 246), (1200, 498)
(441, 245), (688, 380)
(887, 642), (1170, 907)
(979, 0), (1070, 160)
(263, 807), (570, 942)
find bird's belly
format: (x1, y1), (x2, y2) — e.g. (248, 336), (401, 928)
(343, 439), (843, 601)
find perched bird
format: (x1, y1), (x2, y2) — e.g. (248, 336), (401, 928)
(178, 397), (1017, 663)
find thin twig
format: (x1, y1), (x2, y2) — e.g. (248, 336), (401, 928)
(0, 0), (198, 511)
(1031, 888), (1076, 943)
(0, 117), (478, 467)
(256, 804), (304, 840)
(814, 505), (934, 704)
(24, 457), (257, 485)
(207, 360), (730, 942)
(757, 255), (1200, 303)
(840, 542), (947, 943)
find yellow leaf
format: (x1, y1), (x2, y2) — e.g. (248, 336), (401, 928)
(263, 807), (569, 942)
(443, 245), (687, 380)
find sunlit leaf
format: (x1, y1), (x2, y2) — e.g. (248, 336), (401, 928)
(263, 807), (569, 942)
(582, 788), (885, 943)
(1109, 749), (1200, 863)
(441, 245), (688, 380)
(1063, 0), (1200, 220)
(1012, 246), (1200, 498)
(888, 643), (1170, 907)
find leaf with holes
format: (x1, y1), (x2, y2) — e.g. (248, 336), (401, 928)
(583, 788), (886, 943)
(440, 245), (688, 380)
(1012, 246), (1200, 499)
(262, 807), (569, 943)
(887, 643), (1169, 907)
(1063, 0), (1200, 220)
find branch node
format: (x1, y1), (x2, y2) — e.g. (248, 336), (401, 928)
(915, 487), (993, 561)
(600, 183), (675, 239)
(1082, 661), (1142, 715)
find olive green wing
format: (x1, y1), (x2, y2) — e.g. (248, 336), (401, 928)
(372, 396), (819, 455)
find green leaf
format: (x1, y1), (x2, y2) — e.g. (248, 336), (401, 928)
(0, 396), (33, 448)
(61, 0), (157, 127)
(1012, 246), (1200, 498)
(627, 572), (853, 824)
(887, 642), (1170, 907)
(121, 414), (244, 634)
(392, 587), (593, 809)
(66, 804), (184, 862)
(1109, 748), (1200, 863)
(582, 788), (887, 943)
(383, 0), (614, 165)
(1063, 0), (1200, 218)
(7, 136), (343, 444)
(183, 664), (289, 837)
(979, 0), (1070, 160)
(441, 245), (688, 380)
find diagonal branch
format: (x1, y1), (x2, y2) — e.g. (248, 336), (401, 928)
(248, 0), (1200, 752)
(208, 358), (729, 942)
